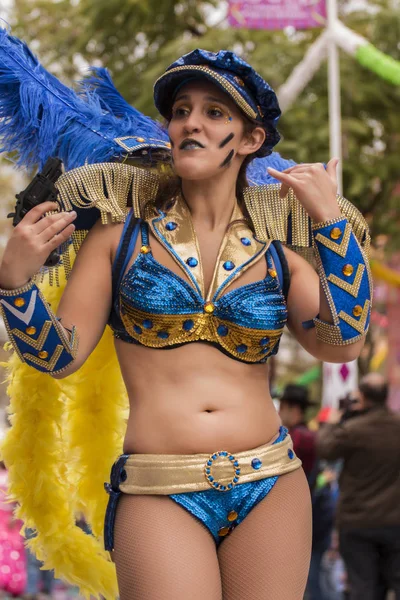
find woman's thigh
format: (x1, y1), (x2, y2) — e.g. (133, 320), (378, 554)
(113, 494), (223, 600)
(218, 468), (312, 600)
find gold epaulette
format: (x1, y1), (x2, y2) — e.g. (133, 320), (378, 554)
(243, 184), (370, 259)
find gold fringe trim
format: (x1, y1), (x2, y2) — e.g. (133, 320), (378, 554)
(56, 162), (159, 224)
(44, 163), (371, 285)
(1, 264), (128, 599)
(243, 185), (371, 258)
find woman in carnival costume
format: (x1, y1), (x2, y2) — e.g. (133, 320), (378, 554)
(0, 28), (372, 600)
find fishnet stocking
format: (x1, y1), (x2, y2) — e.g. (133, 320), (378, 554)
(113, 494), (222, 600)
(218, 468), (312, 600)
(113, 468), (311, 600)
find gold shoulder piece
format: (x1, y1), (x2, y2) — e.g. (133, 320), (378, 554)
(243, 184), (370, 258)
(56, 162), (160, 224)
(39, 163), (160, 286)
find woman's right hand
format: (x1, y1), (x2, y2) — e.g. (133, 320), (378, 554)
(0, 202), (77, 290)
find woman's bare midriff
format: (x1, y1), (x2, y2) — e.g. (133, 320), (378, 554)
(115, 339), (281, 455)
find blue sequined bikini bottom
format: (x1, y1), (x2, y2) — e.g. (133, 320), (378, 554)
(104, 426), (299, 550)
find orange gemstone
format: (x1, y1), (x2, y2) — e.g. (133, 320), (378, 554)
(26, 326), (36, 335)
(353, 305), (363, 317)
(268, 268), (277, 278)
(14, 298), (25, 307)
(330, 227), (342, 240)
(343, 264), (354, 277)
(165, 142), (171, 148)
(140, 245), (150, 254)
(227, 511), (238, 522)
(218, 526), (230, 537)
(137, 137), (145, 143)
(204, 302), (215, 314)
(38, 351), (48, 359)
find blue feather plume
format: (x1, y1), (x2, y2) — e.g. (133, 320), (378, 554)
(80, 67), (143, 119)
(247, 152), (296, 186)
(0, 28), (169, 170)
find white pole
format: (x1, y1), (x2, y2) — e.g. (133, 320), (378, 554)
(327, 0), (343, 194)
(277, 31), (329, 113)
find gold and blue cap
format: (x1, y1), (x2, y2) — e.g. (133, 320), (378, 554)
(154, 49), (281, 157)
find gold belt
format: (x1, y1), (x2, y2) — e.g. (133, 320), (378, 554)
(119, 433), (301, 495)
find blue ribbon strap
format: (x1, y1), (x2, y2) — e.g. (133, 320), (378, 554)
(104, 454), (130, 551)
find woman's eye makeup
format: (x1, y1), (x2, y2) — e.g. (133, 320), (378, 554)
(207, 106), (224, 118)
(171, 106), (190, 119)
(171, 104), (231, 120)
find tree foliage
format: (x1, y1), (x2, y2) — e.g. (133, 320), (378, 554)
(7, 0), (400, 245)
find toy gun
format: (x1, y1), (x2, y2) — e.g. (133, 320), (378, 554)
(8, 158), (63, 267)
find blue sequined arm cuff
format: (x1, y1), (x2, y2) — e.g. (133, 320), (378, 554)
(0, 280), (78, 374)
(312, 216), (372, 346)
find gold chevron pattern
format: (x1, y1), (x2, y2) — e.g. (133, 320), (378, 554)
(339, 300), (370, 334)
(327, 264), (365, 298)
(23, 346), (64, 371)
(12, 321), (52, 351)
(314, 223), (351, 257)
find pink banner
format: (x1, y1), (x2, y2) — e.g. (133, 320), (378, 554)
(228, 0), (326, 30)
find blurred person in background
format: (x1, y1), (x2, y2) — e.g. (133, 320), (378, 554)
(307, 407), (342, 600)
(317, 374), (400, 600)
(0, 462), (26, 597)
(279, 384), (317, 484)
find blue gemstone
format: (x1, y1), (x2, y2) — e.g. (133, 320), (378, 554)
(229, 455), (234, 461)
(223, 261), (235, 271)
(251, 458), (262, 470)
(212, 454), (218, 460)
(133, 325), (142, 335)
(220, 452), (228, 456)
(233, 461), (239, 467)
(260, 337), (270, 346)
(220, 485), (226, 491)
(142, 319), (153, 329)
(166, 221), (178, 231)
(227, 483), (233, 489)
(183, 319), (194, 331)
(233, 477), (239, 483)
(288, 449), (294, 460)
(208, 476), (214, 482)
(241, 237), (251, 246)
(236, 344), (248, 354)
(235, 469), (241, 475)
(186, 257), (198, 268)
(157, 331), (169, 339)
(213, 482), (219, 488)
(205, 468), (210, 474)
(261, 347), (270, 355)
(207, 460), (212, 466)
(217, 324), (229, 337)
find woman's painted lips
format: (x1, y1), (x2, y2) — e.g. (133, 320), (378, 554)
(179, 139), (205, 150)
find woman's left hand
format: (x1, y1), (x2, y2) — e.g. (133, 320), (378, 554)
(267, 158), (342, 223)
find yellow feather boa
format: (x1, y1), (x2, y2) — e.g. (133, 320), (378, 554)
(1, 267), (128, 599)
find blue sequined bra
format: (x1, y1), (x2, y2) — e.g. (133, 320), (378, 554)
(109, 200), (289, 363)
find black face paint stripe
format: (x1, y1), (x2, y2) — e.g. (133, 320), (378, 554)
(219, 133), (235, 148)
(220, 149), (234, 168)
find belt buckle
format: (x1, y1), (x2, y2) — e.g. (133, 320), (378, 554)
(204, 451), (241, 492)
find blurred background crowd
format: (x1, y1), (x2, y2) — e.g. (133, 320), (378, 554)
(0, 0), (399, 598)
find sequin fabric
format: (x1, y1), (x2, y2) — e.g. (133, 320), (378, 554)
(312, 217), (372, 345)
(153, 49), (281, 157)
(169, 427), (287, 544)
(110, 200), (288, 364)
